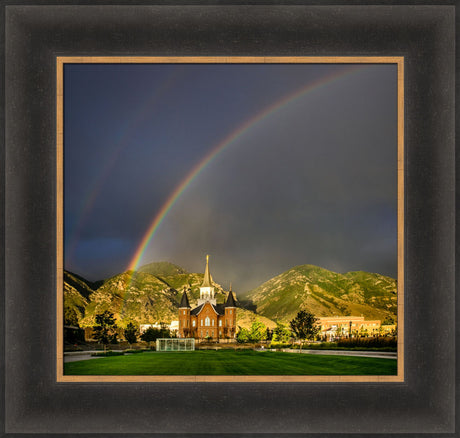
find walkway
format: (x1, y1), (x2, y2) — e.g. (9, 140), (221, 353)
(64, 350), (123, 363)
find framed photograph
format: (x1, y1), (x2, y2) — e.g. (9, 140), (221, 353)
(3, 3), (455, 436)
(57, 56), (403, 384)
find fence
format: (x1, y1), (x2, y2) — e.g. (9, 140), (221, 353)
(156, 338), (195, 351)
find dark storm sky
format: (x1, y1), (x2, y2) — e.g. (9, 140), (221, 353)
(64, 63), (398, 294)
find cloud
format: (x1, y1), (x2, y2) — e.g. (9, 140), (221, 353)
(65, 64), (398, 291)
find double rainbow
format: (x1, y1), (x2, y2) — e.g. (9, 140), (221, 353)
(126, 64), (365, 273)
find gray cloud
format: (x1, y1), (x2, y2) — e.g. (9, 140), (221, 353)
(64, 64), (398, 293)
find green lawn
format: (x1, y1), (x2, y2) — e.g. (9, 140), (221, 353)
(64, 350), (397, 375)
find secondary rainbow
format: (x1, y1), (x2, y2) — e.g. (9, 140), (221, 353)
(65, 69), (183, 264)
(127, 65), (364, 273)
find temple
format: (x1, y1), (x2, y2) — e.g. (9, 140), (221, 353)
(178, 255), (237, 341)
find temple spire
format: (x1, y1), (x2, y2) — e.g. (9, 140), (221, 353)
(201, 254), (212, 288)
(179, 286), (190, 308)
(225, 287), (237, 308)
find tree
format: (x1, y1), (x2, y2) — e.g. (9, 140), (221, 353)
(382, 316), (395, 325)
(158, 322), (171, 338)
(249, 320), (267, 342)
(93, 310), (118, 352)
(140, 326), (171, 347)
(289, 310), (320, 352)
(272, 322), (292, 343)
(236, 326), (250, 343)
(236, 322), (267, 344)
(124, 322), (138, 346)
(266, 328), (273, 342)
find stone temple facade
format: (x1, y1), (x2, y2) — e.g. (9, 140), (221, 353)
(178, 255), (236, 341)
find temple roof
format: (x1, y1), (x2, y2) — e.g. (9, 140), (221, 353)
(225, 289), (237, 308)
(201, 254), (213, 288)
(190, 302), (227, 316)
(190, 303), (204, 315)
(213, 304), (226, 315)
(179, 289), (191, 308)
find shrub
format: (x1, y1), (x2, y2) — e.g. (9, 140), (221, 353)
(269, 341), (292, 349)
(304, 338), (397, 351)
(91, 350), (124, 357)
(337, 336), (397, 349)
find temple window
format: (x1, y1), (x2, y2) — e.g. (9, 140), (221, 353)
(205, 317), (210, 326)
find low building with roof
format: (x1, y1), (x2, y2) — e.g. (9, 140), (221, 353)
(178, 255), (237, 342)
(317, 316), (383, 340)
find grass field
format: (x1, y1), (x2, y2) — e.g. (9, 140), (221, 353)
(64, 350), (397, 375)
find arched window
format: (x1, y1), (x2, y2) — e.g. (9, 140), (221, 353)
(205, 317), (210, 326)
(219, 320), (222, 327)
(212, 319), (214, 326)
(192, 320), (196, 327)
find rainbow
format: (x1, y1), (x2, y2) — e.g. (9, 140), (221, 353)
(127, 64), (366, 273)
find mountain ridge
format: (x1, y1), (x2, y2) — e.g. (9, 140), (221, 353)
(63, 262), (396, 331)
(245, 264), (397, 323)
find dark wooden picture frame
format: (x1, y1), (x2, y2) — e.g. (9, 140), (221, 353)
(2, 3), (456, 436)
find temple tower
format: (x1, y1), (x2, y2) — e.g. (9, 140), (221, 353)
(224, 285), (237, 339)
(197, 254), (216, 305)
(178, 286), (191, 337)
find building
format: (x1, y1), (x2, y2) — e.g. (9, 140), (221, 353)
(139, 321), (179, 335)
(317, 316), (382, 341)
(178, 255), (237, 341)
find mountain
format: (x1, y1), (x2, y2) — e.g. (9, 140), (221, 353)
(63, 271), (91, 326)
(236, 308), (277, 330)
(245, 264), (397, 323)
(138, 261), (188, 277)
(66, 266), (266, 329)
(63, 262), (396, 332)
(64, 270), (96, 300)
(79, 271), (177, 328)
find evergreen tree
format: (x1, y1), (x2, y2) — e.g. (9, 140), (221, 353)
(140, 326), (170, 347)
(289, 310), (320, 352)
(124, 322), (138, 346)
(93, 310), (118, 352)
